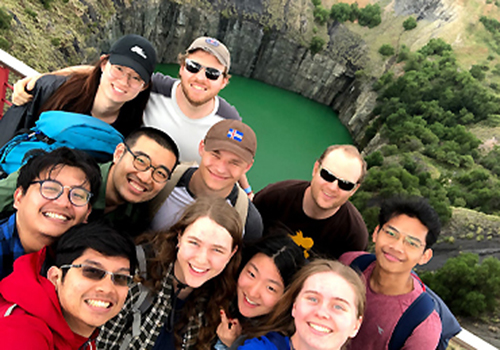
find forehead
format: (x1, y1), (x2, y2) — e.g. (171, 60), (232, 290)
(130, 135), (176, 167)
(246, 253), (283, 282)
(72, 248), (130, 271)
(108, 62), (141, 77)
(187, 50), (225, 70)
(182, 216), (233, 248)
(207, 149), (247, 164)
(38, 165), (90, 189)
(304, 272), (355, 297)
(385, 214), (428, 240)
(321, 149), (362, 182)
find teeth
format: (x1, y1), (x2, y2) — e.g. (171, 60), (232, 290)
(130, 180), (146, 192)
(309, 323), (332, 333)
(113, 85), (125, 93)
(44, 212), (68, 221)
(245, 295), (258, 305)
(192, 85), (206, 91)
(191, 265), (206, 273)
(86, 299), (111, 308)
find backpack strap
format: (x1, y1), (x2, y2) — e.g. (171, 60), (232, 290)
(234, 185), (249, 232)
(148, 162), (197, 219)
(349, 253), (376, 272)
(388, 292), (435, 350)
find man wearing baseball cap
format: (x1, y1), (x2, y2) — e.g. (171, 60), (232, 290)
(149, 119), (263, 242)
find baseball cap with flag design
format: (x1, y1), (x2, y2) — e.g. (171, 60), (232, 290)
(204, 120), (257, 164)
(187, 36), (231, 71)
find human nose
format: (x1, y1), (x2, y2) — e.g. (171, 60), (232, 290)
(136, 168), (154, 183)
(315, 302), (330, 319)
(247, 282), (261, 298)
(52, 188), (72, 207)
(195, 248), (209, 265)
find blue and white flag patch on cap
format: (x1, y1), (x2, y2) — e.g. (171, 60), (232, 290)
(227, 128), (243, 142)
(205, 38), (220, 47)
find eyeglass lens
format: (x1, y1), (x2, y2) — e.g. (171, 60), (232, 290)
(319, 167), (356, 191)
(185, 59), (222, 81)
(124, 144), (171, 182)
(35, 180), (91, 206)
(109, 64), (144, 89)
(62, 264), (132, 287)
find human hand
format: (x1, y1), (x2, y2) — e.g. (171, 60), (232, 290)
(216, 309), (242, 347)
(12, 75), (41, 105)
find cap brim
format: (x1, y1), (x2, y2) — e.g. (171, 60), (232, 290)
(109, 55), (150, 84)
(204, 140), (253, 164)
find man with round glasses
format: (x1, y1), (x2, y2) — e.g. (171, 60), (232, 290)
(0, 127), (179, 239)
(0, 147), (101, 279)
(253, 145), (368, 259)
(339, 196), (442, 350)
(0, 221), (137, 349)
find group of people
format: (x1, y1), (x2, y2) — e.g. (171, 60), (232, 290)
(0, 33), (447, 350)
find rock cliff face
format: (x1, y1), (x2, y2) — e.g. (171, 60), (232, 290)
(90, 0), (377, 144)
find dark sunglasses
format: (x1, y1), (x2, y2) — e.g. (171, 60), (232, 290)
(185, 58), (224, 81)
(318, 165), (357, 191)
(60, 264), (133, 287)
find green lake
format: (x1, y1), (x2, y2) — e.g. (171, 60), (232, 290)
(157, 64), (353, 191)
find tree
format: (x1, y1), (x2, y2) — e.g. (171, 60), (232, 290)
(0, 7), (11, 30)
(403, 17), (417, 30)
(358, 4), (382, 28)
(330, 3), (351, 22)
(313, 6), (330, 25)
(310, 36), (326, 55)
(379, 44), (395, 56)
(470, 65), (486, 80)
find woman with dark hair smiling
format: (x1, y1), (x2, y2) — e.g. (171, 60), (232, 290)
(97, 196), (242, 350)
(215, 227), (306, 350)
(239, 259), (365, 350)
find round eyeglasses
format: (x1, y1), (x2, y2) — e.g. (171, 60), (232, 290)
(108, 64), (145, 89)
(124, 143), (172, 183)
(30, 180), (92, 207)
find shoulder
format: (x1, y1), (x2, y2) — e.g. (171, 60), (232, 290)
(36, 74), (67, 90)
(240, 333), (288, 350)
(216, 96), (241, 121)
(338, 251), (369, 266)
(254, 180), (308, 202)
(0, 312), (53, 349)
(402, 310), (441, 350)
(150, 72), (176, 96)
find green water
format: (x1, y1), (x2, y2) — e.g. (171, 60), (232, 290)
(156, 64), (353, 191)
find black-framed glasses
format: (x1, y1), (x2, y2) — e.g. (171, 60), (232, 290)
(184, 58), (224, 81)
(30, 180), (92, 207)
(60, 264), (133, 287)
(108, 64), (145, 89)
(318, 164), (357, 191)
(381, 227), (425, 250)
(124, 143), (171, 183)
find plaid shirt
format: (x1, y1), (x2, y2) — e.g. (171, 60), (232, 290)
(0, 213), (25, 279)
(97, 263), (205, 350)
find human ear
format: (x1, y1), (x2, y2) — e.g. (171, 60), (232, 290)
(47, 266), (62, 287)
(13, 187), (25, 210)
(349, 316), (363, 338)
(418, 248), (433, 266)
(113, 143), (126, 163)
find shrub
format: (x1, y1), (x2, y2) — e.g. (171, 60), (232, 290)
(313, 6), (330, 25)
(39, 0), (54, 10)
(330, 3), (351, 22)
(358, 4), (381, 28)
(51, 37), (61, 46)
(403, 17), (417, 31)
(310, 36), (326, 55)
(365, 151), (384, 168)
(0, 7), (12, 30)
(470, 65), (486, 80)
(379, 44), (395, 56)
(24, 8), (38, 18)
(0, 36), (9, 50)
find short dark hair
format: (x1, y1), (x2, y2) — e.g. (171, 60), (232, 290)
(125, 127), (180, 166)
(241, 225), (306, 288)
(53, 221), (137, 275)
(378, 196), (441, 249)
(16, 147), (101, 205)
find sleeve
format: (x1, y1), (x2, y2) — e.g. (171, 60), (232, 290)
(0, 170), (19, 217)
(238, 335), (279, 350)
(343, 203), (369, 251)
(401, 310), (441, 350)
(253, 184), (278, 225)
(0, 315), (52, 350)
(215, 338), (230, 350)
(150, 72), (176, 95)
(243, 202), (264, 242)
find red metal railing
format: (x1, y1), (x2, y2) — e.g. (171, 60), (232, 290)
(0, 65), (13, 120)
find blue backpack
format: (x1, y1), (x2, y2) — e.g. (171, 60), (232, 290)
(0, 111), (123, 176)
(350, 254), (461, 350)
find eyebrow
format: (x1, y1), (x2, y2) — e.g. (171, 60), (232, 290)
(248, 262), (283, 287)
(186, 235), (229, 252)
(83, 259), (131, 273)
(302, 290), (351, 305)
(133, 149), (171, 171)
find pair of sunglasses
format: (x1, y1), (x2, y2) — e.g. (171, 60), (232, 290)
(60, 264), (133, 287)
(185, 58), (224, 80)
(318, 165), (357, 191)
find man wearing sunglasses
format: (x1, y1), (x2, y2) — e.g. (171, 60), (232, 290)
(0, 127), (179, 238)
(253, 145), (368, 259)
(0, 221), (137, 349)
(0, 147), (101, 280)
(339, 196), (443, 350)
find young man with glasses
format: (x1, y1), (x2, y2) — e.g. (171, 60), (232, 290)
(0, 221), (137, 349)
(253, 145), (368, 259)
(0, 127), (179, 238)
(338, 196), (442, 350)
(0, 147), (101, 279)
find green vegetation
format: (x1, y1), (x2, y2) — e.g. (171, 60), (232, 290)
(353, 38), (500, 230)
(420, 253), (500, 317)
(24, 8), (38, 19)
(403, 17), (417, 31)
(379, 44), (395, 56)
(0, 36), (9, 50)
(50, 37), (61, 46)
(0, 7), (12, 30)
(480, 16), (500, 53)
(310, 36), (325, 55)
(39, 0), (54, 10)
(313, 5), (329, 25)
(329, 2), (351, 22)
(326, 2), (382, 28)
